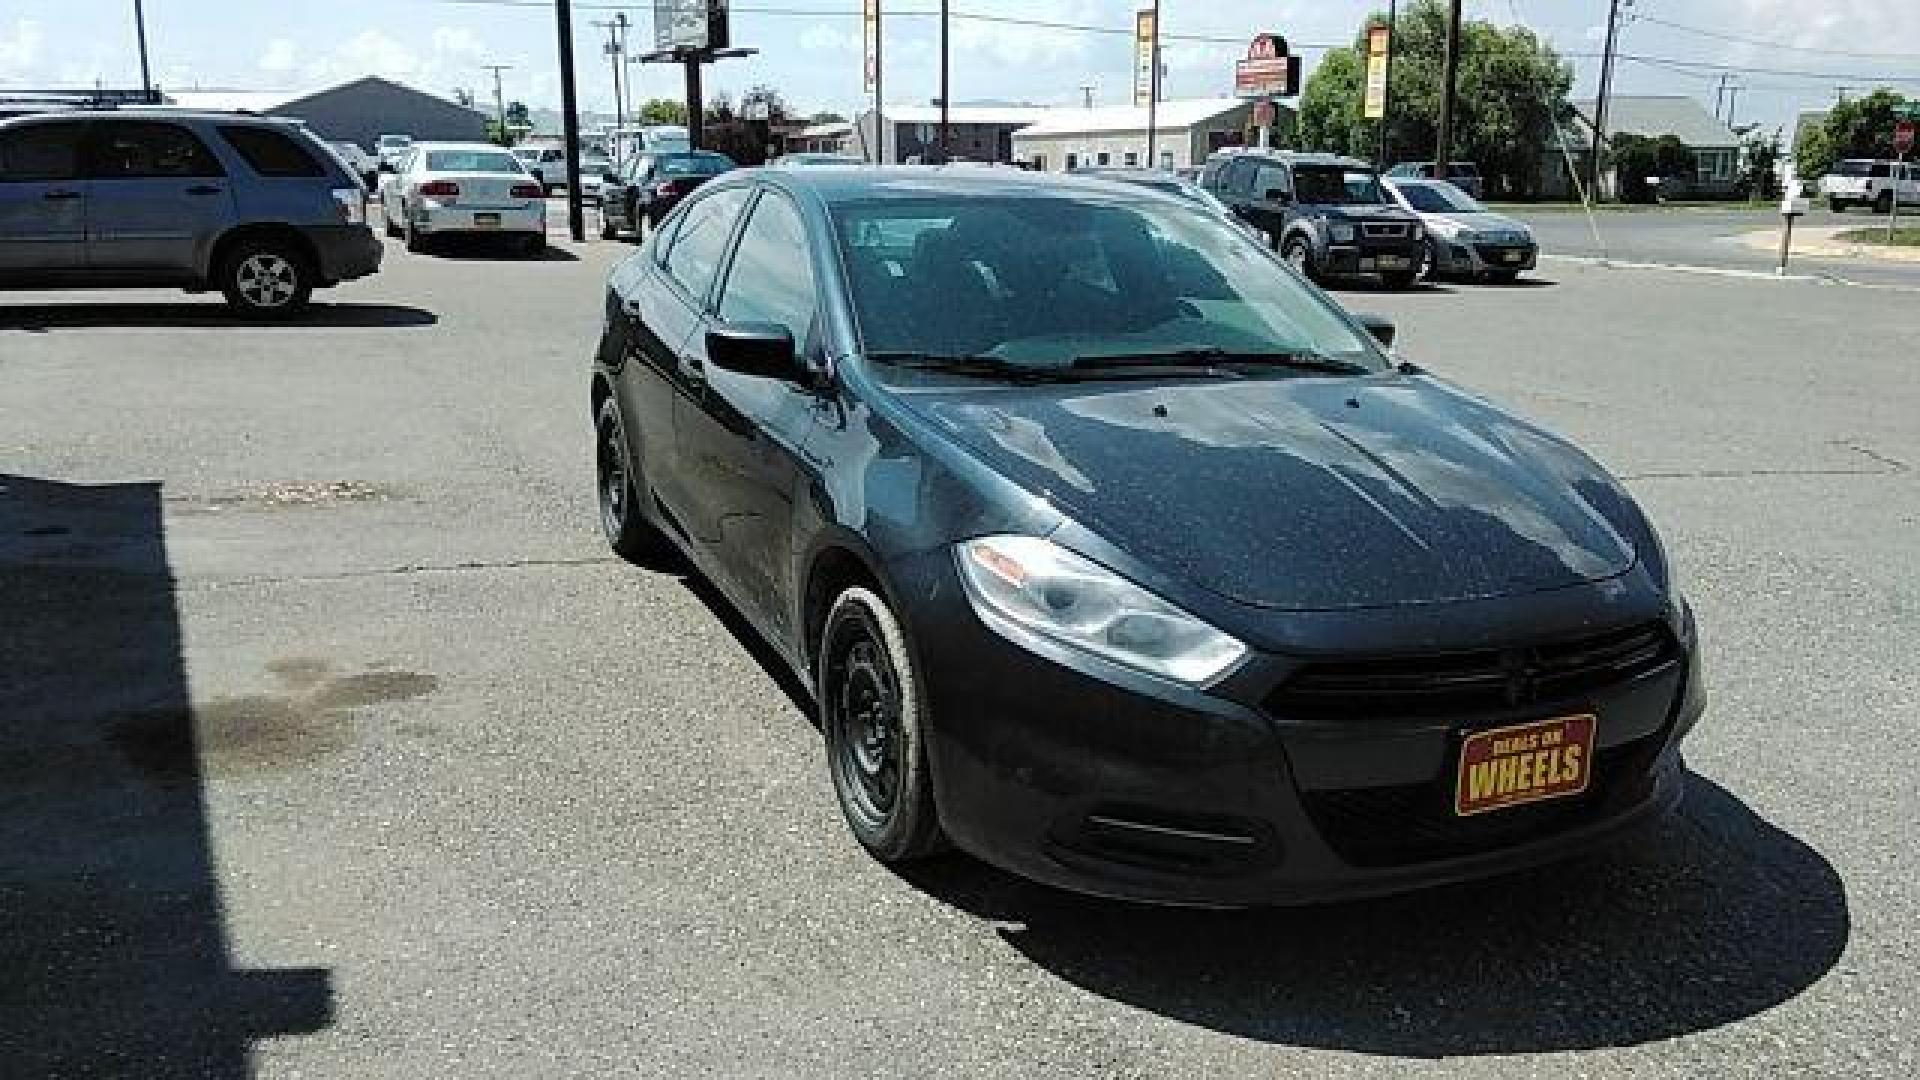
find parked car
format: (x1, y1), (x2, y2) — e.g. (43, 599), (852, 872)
(0, 109), (380, 316)
(588, 167), (1703, 906)
(513, 141), (573, 194)
(772, 152), (866, 168)
(1819, 158), (1920, 214)
(1201, 150), (1425, 287)
(598, 150), (735, 240)
(1385, 160), (1484, 199)
(375, 133), (412, 171)
(578, 153), (614, 203)
(327, 140), (378, 188)
(1384, 177), (1537, 282)
(1069, 165), (1258, 238)
(379, 142), (546, 255)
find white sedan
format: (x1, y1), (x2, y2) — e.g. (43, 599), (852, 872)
(380, 142), (548, 256)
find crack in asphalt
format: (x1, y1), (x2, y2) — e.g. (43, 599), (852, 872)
(1622, 440), (1910, 481)
(177, 554), (621, 589)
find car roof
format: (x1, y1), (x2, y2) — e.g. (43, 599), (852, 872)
(413, 142), (518, 154)
(748, 165), (1194, 206)
(0, 107), (298, 127)
(1214, 149), (1373, 170)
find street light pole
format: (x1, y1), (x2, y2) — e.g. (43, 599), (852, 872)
(1434, 0), (1462, 185)
(133, 0), (155, 102)
(1375, 0), (1397, 169)
(938, 0), (950, 162)
(1589, 0), (1626, 201)
(483, 64), (512, 144)
(1146, 0), (1161, 169)
(553, 1), (584, 242)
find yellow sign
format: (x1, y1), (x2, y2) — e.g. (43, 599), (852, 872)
(864, 0), (880, 93)
(1134, 10), (1157, 108)
(1363, 23), (1391, 120)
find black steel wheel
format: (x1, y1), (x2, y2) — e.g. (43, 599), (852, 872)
(1876, 190), (1894, 215)
(1282, 235), (1319, 282)
(594, 395), (672, 563)
(819, 587), (944, 862)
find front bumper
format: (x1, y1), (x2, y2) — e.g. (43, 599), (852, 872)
(900, 553), (1703, 907)
(412, 201), (546, 236)
(1322, 241), (1425, 278)
(1434, 237), (1538, 278)
(308, 223), (382, 284)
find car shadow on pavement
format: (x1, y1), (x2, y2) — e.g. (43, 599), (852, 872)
(0, 302), (437, 332)
(0, 475), (334, 1077)
(412, 237), (581, 262)
(895, 772), (1846, 1055)
(675, 571), (815, 718)
(1326, 280), (1458, 295)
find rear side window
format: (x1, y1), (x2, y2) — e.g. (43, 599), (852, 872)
(663, 186), (752, 304)
(0, 122), (83, 181)
(218, 125), (325, 177)
(90, 120), (224, 178)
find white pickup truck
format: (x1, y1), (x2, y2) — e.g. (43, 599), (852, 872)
(1820, 158), (1919, 213)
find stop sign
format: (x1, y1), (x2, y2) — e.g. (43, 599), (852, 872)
(1897, 120), (1916, 156)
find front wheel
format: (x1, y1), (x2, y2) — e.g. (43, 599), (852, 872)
(219, 240), (312, 317)
(1828, 197), (1847, 214)
(1875, 191), (1894, 215)
(820, 587), (945, 863)
(1282, 236), (1318, 282)
(1382, 267), (1420, 289)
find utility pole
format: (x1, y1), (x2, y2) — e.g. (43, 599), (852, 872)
(133, 0), (155, 102)
(1376, 0), (1398, 169)
(1434, 0), (1463, 185)
(594, 16), (629, 130)
(938, 0), (951, 162)
(553, 1), (584, 242)
(1725, 83), (1742, 128)
(1713, 73), (1728, 122)
(482, 63), (512, 143)
(1589, 0), (1627, 200)
(1079, 85), (1095, 109)
(1145, 0), (1162, 169)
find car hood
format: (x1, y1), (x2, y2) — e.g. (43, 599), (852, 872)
(1305, 203), (1418, 222)
(1421, 211), (1530, 237)
(899, 375), (1639, 611)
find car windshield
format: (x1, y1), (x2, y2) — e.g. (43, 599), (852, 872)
(1835, 159), (1890, 177)
(425, 150), (524, 173)
(658, 153), (733, 176)
(1294, 165), (1386, 205)
(1396, 181), (1484, 213)
(833, 194), (1380, 372)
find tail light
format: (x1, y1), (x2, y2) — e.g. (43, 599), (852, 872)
(418, 180), (460, 201)
(653, 180), (681, 198)
(510, 182), (544, 199)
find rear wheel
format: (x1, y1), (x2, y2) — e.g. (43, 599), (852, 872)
(1876, 191), (1894, 214)
(594, 396), (674, 563)
(820, 586), (945, 862)
(1282, 236), (1318, 282)
(403, 217), (427, 254)
(218, 240), (312, 318)
(1828, 197), (1847, 214)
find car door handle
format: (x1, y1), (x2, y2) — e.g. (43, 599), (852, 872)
(185, 184), (224, 195)
(43, 189), (81, 201)
(678, 353), (705, 384)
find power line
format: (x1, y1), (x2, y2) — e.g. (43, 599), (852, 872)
(1632, 14), (1920, 62)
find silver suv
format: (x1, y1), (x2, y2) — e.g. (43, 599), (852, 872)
(0, 109), (382, 316)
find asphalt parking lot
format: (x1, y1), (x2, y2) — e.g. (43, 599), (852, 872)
(3, 233), (1916, 1077)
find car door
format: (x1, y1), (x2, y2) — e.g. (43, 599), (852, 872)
(675, 186), (823, 639)
(83, 119), (233, 275)
(614, 183), (754, 535)
(0, 118), (88, 275)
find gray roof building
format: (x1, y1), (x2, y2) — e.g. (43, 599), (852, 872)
(169, 76), (487, 150)
(1573, 95), (1739, 150)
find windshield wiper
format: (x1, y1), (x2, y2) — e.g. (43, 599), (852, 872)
(1070, 348), (1370, 376)
(865, 351), (1071, 383)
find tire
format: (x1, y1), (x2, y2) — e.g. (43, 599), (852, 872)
(218, 238), (312, 318)
(383, 206), (401, 239)
(1282, 235), (1318, 282)
(522, 232), (546, 258)
(819, 585), (945, 862)
(599, 210), (618, 241)
(1875, 191), (1894, 215)
(594, 395), (673, 563)
(1485, 267), (1520, 285)
(1828, 197), (1846, 214)
(1424, 238), (1448, 281)
(1382, 267), (1419, 289)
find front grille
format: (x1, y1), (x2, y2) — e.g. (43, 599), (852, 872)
(1265, 622), (1678, 721)
(1300, 730), (1667, 867)
(1362, 221), (1409, 239)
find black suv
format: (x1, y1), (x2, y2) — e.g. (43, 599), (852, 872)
(0, 108), (381, 316)
(1201, 150), (1424, 288)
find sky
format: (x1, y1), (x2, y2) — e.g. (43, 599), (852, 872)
(4, 1), (1918, 140)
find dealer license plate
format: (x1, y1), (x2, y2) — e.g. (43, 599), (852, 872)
(474, 213), (501, 230)
(1375, 255), (1406, 269)
(1500, 249), (1524, 263)
(1454, 715), (1595, 817)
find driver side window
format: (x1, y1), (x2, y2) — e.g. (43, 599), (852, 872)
(662, 186), (752, 307)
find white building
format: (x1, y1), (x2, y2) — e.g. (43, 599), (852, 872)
(1013, 99), (1266, 173)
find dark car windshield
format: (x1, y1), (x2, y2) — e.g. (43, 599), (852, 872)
(1834, 159), (1891, 177)
(1294, 165), (1386, 205)
(658, 153), (734, 176)
(425, 150), (523, 173)
(1396, 181), (1483, 213)
(833, 194), (1379, 370)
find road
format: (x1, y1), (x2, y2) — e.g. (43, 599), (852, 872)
(2, 239), (1915, 1078)
(1513, 205), (1920, 290)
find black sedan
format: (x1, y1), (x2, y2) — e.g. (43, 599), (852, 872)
(589, 167), (1703, 906)
(599, 150), (735, 241)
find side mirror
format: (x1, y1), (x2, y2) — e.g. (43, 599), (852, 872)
(706, 322), (799, 381)
(1355, 312), (1396, 348)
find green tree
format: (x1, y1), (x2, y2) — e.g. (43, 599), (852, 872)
(1294, 0), (1573, 197)
(1794, 88), (1915, 184)
(1739, 128), (1782, 200)
(808, 110), (847, 125)
(1610, 133), (1692, 203)
(638, 97), (688, 126)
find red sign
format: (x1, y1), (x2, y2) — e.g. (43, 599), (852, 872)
(1235, 34), (1299, 99)
(1454, 715), (1596, 817)
(1896, 120), (1915, 156)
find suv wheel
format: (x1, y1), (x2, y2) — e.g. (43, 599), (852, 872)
(1876, 190), (1894, 214)
(219, 241), (312, 317)
(1282, 236), (1318, 282)
(1382, 266), (1419, 289)
(1828, 197), (1847, 214)
(819, 586), (945, 863)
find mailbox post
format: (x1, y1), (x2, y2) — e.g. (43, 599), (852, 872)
(1777, 179), (1809, 276)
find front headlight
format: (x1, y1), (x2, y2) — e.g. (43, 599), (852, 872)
(955, 535), (1247, 686)
(1329, 222), (1356, 243)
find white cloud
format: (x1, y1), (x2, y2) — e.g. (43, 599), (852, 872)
(800, 24), (861, 55)
(259, 38), (298, 74)
(0, 17), (45, 79)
